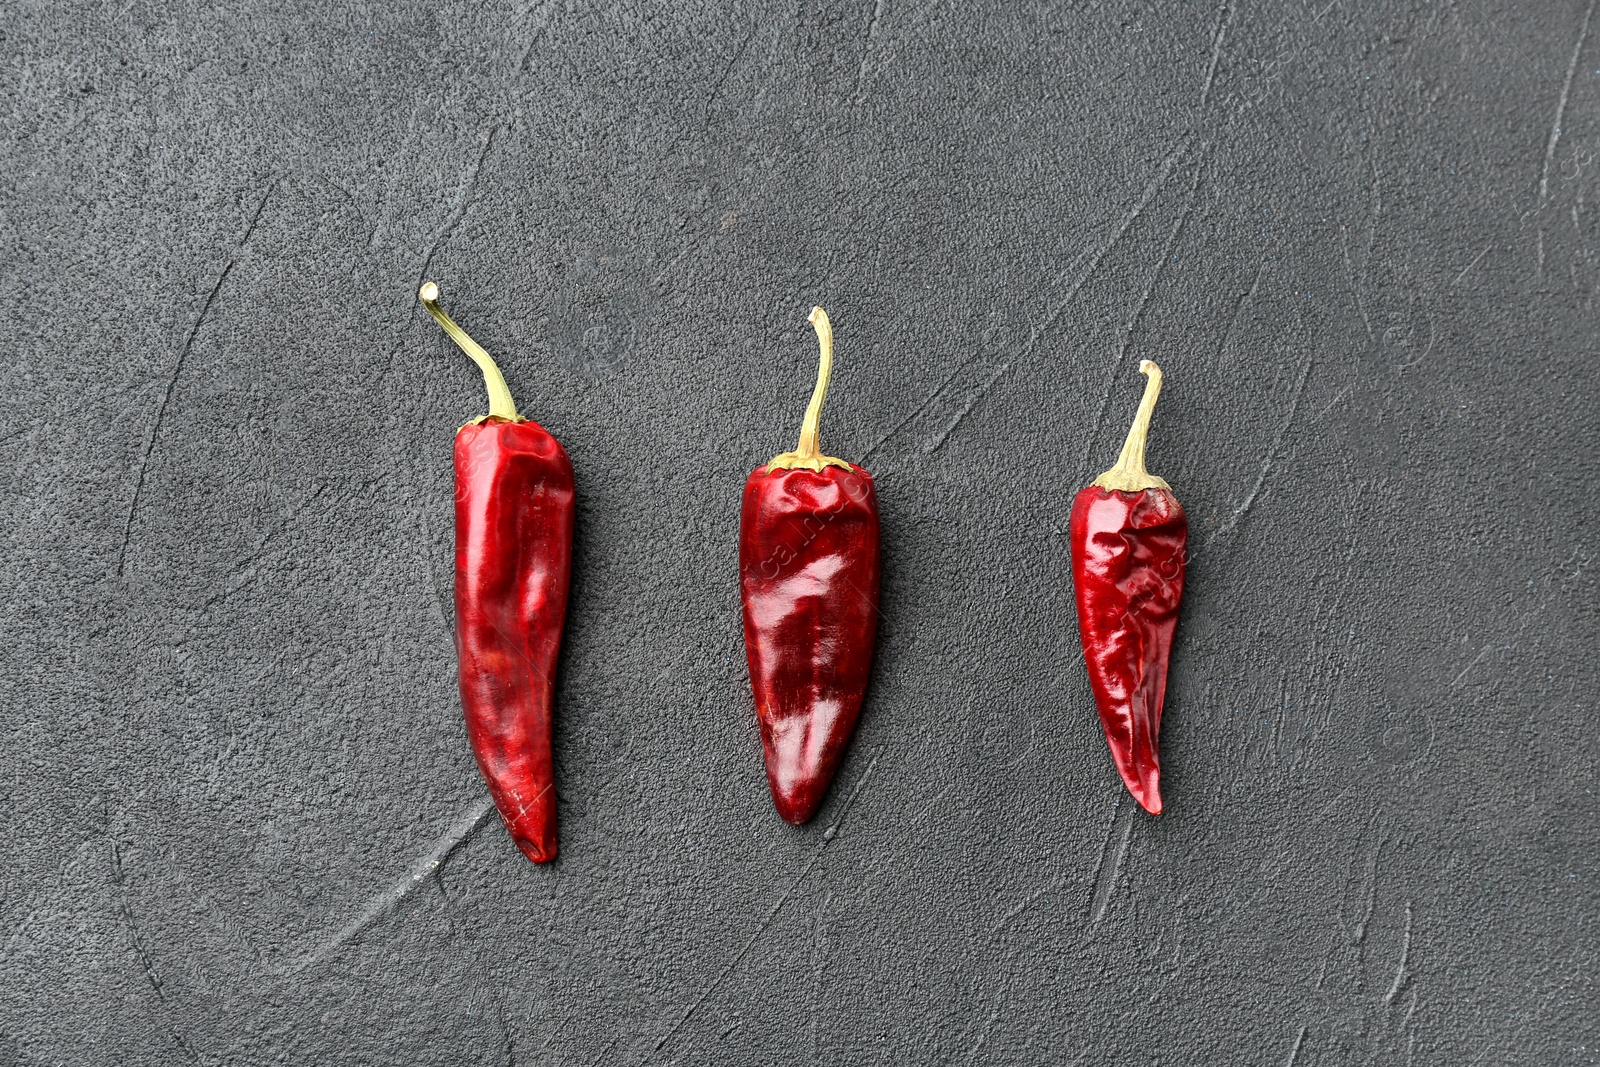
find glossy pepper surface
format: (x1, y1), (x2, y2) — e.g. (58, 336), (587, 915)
(741, 308), (880, 824)
(1070, 359), (1187, 814)
(422, 283), (573, 863)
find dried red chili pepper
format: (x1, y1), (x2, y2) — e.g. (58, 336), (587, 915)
(740, 308), (881, 825)
(1070, 359), (1187, 815)
(420, 282), (574, 863)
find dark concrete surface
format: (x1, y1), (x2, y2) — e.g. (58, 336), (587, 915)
(3, 1), (1596, 1063)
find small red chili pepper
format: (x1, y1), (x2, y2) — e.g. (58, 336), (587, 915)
(740, 308), (881, 825)
(1070, 359), (1187, 815)
(420, 282), (574, 863)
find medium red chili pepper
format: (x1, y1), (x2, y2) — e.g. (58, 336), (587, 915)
(1070, 359), (1187, 815)
(740, 308), (881, 825)
(420, 282), (574, 863)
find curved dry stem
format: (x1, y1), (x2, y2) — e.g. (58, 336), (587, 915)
(419, 281), (522, 424)
(766, 306), (851, 473)
(1092, 359), (1172, 492)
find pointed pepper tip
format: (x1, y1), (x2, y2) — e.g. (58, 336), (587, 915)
(1124, 775), (1163, 815)
(512, 832), (557, 864)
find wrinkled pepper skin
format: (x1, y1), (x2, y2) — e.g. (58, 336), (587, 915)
(740, 464), (880, 824)
(1070, 485), (1187, 814)
(454, 417), (574, 863)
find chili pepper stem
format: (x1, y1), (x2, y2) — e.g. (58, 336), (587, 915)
(419, 281), (524, 426)
(766, 306), (852, 474)
(1092, 359), (1172, 492)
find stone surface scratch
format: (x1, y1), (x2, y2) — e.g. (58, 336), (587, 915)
(296, 797), (497, 974)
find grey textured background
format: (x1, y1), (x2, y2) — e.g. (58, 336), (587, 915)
(2, 0), (1596, 1063)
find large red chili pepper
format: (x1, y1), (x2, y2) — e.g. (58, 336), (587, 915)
(740, 308), (881, 825)
(1070, 359), (1187, 815)
(420, 282), (573, 863)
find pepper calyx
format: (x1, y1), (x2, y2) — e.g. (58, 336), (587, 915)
(1091, 359), (1172, 493)
(1093, 468), (1172, 493)
(457, 414), (528, 434)
(764, 451), (853, 474)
